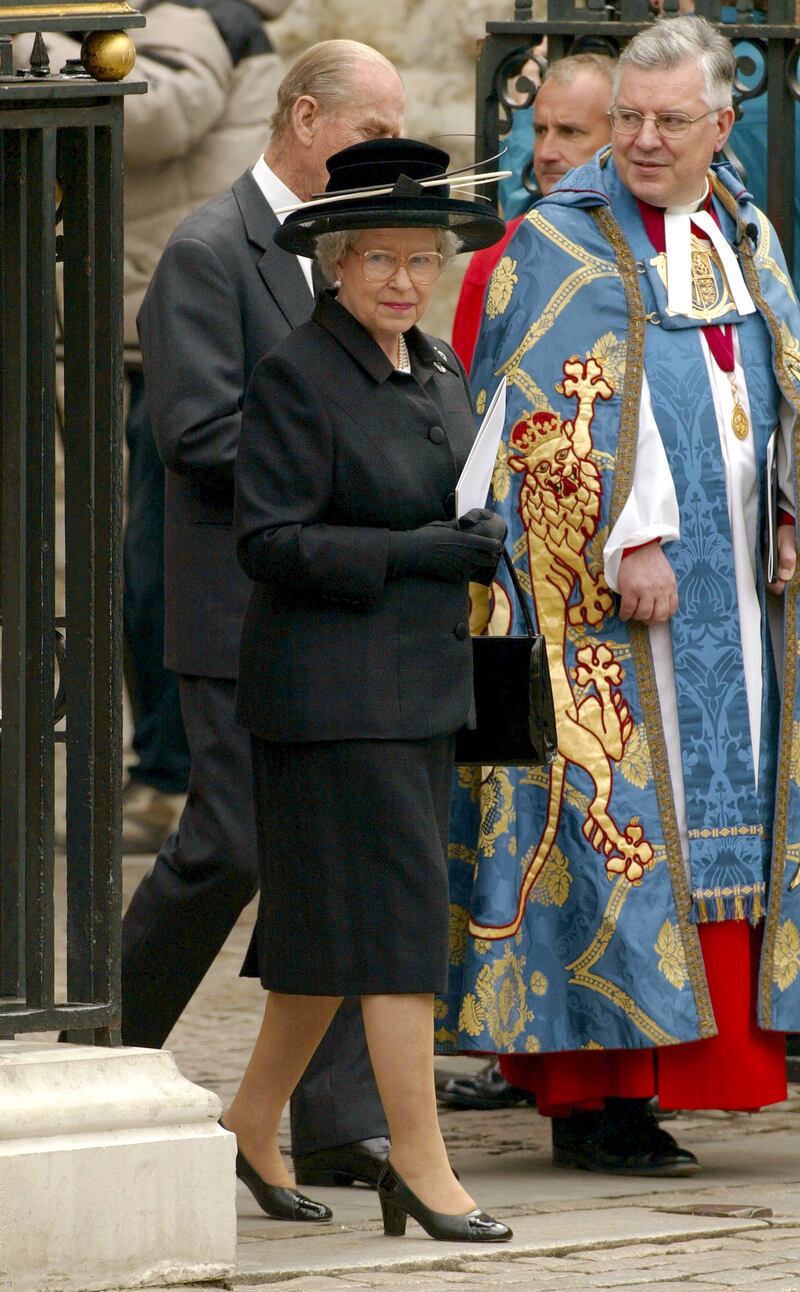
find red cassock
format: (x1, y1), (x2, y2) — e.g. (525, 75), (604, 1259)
(453, 217), (787, 1117)
(501, 923), (786, 1114)
(452, 216), (525, 371)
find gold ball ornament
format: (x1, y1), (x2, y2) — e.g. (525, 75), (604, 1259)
(80, 31), (136, 82)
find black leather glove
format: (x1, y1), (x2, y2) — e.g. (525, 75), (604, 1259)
(457, 507), (508, 543)
(387, 517), (504, 584)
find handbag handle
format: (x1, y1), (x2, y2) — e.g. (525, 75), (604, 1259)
(501, 548), (537, 641)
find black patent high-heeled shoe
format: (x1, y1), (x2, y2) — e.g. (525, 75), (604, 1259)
(220, 1120), (332, 1222)
(377, 1162), (512, 1242)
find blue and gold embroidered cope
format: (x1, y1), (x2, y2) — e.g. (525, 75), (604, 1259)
(437, 152), (800, 1058)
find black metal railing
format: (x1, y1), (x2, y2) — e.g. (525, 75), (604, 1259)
(477, 0), (799, 277)
(0, 10), (143, 1043)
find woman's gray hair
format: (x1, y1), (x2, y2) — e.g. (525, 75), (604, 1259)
(614, 16), (735, 111)
(314, 228), (461, 284)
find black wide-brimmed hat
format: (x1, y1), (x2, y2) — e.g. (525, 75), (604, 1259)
(273, 137), (507, 257)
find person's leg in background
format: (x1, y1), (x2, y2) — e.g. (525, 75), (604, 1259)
(292, 995), (390, 1186)
(122, 369), (190, 852)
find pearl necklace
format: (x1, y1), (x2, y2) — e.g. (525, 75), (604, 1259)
(396, 333), (411, 372)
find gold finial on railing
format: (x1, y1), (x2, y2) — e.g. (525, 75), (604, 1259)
(80, 29), (135, 80)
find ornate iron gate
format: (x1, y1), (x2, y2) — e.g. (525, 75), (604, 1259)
(0, 4), (144, 1042)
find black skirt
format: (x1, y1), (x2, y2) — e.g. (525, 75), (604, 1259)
(241, 733), (456, 994)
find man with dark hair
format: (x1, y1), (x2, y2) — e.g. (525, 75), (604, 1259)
(130, 40), (405, 1198)
(451, 52), (615, 371)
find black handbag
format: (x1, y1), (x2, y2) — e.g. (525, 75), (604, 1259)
(455, 550), (558, 767)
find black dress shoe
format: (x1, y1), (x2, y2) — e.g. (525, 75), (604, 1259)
(235, 1145), (333, 1221)
(437, 1060), (535, 1111)
(293, 1135), (390, 1188)
(218, 1119), (333, 1222)
(552, 1098), (700, 1178)
(377, 1162), (512, 1242)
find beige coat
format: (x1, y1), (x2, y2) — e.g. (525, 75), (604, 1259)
(39, 0), (289, 357)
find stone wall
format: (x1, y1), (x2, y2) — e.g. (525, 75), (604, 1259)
(270, 0), (517, 340)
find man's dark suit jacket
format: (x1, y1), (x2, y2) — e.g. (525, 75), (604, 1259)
(137, 169), (313, 678)
(235, 291), (478, 743)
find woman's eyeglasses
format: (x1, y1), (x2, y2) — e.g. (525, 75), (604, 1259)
(351, 249), (445, 285)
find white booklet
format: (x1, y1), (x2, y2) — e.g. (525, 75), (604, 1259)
(765, 428), (779, 584)
(455, 378), (507, 519)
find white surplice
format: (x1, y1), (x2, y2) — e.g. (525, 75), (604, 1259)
(602, 199), (795, 872)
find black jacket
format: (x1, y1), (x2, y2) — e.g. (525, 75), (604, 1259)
(137, 168), (315, 677)
(235, 291), (477, 742)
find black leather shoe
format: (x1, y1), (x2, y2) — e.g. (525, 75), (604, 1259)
(552, 1099), (700, 1178)
(235, 1145), (333, 1220)
(437, 1059), (535, 1111)
(219, 1118), (333, 1222)
(293, 1136), (390, 1188)
(377, 1162), (512, 1242)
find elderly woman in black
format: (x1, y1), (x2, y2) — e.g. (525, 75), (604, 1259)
(222, 138), (510, 1243)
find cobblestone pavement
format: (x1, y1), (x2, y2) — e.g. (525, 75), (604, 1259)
(86, 860), (800, 1290)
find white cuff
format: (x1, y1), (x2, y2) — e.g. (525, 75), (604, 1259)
(603, 372), (680, 593)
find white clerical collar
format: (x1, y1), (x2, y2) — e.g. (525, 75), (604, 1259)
(662, 178), (755, 318)
(251, 155), (314, 292)
(665, 180), (709, 217)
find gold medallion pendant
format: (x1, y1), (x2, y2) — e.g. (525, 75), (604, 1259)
(732, 401), (750, 441)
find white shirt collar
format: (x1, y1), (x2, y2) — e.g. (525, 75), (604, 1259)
(250, 155), (314, 292)
(251, 155), (302, 225)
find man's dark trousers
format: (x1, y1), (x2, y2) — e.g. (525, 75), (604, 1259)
(121, 674), (387, 1155)
(123, 371), (190, 795)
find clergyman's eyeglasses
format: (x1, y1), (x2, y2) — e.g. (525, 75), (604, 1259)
(608, 107), (722, 139)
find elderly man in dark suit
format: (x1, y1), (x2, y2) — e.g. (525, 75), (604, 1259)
(129, 39), (405, 1200)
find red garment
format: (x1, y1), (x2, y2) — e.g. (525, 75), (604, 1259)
(451, 216), (525, 370)
(500, 921), (786, 1116)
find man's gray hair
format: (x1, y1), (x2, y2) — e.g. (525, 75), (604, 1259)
(543, 51), (616, 87)
(614, 16), (735, 110)
(270, 40), (398, 139)
(314, 228), (461, 284)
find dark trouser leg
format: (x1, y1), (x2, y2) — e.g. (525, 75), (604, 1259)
(121, 675), (387, 1153)
(290, 996), (388, 1157)
(123, 372), (189, 795)
(121, 676), (257, 1046)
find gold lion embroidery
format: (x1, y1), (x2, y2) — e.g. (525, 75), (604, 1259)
(469, 357), (655, 941)
(486, 256), (518, 318)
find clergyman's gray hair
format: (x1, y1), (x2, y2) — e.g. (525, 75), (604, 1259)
(270, 40), (399, 139)
(614, 16), (735, 110)
(314, 228), (461, 284)
(543, 51), (616, 88)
